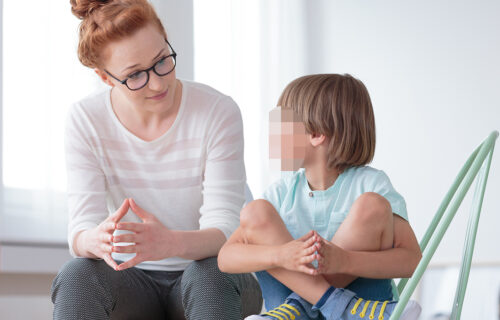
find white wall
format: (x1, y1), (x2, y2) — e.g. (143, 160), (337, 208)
(151, 0), (194, 80)
(304, 0), (500, 265)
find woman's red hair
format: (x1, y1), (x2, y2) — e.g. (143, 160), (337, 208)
(70, 0), (167, 68)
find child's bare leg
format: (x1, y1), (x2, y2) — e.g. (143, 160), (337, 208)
(324, 192), (394, 287)
(240, 199), (330, 304)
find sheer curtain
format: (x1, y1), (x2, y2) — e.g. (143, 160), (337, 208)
(193, 0), (309, 197)
(0, 0), (193, 244)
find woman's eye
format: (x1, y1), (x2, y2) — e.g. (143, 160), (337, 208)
(128, 71), (142, 80)
(157, 57), (167, 66)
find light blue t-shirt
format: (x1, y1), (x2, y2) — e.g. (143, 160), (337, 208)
(261, 166), (408, 241)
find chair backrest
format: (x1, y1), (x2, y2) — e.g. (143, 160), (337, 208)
(390, 131), (498, 320)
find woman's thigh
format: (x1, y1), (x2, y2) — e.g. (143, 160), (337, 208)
(179, 257), (262, 320)
(51, 258), (165, 320)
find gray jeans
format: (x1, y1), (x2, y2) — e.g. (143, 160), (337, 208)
(51, 257), (262, 320)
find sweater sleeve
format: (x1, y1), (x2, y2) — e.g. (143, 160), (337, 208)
(198, 96), (246, 239)
(65, 104), (108, 257)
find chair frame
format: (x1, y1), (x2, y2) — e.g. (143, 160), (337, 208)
(390, 131), (498, 320)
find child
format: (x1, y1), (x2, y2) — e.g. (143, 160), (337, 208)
(218, 74), (422, 320)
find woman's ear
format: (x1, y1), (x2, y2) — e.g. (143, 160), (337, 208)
(94, 68), (115, 87)
(309, 132), (326, 147)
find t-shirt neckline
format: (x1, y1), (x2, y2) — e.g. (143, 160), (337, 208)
(302, 167), (349, 197)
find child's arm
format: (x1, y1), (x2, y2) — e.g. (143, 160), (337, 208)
(309, 215), (421, 279)
(218, 228), (317, 274)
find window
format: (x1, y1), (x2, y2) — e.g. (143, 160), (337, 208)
(1, 1), (105, 243)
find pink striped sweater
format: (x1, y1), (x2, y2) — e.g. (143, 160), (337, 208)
(65, 80), (246, 271)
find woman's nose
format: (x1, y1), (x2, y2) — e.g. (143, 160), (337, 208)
(147, 71), (163, 91)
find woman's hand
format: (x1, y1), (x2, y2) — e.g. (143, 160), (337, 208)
(78, 199), (130, 270)
(113, 198), (178, 271)
(276, 230), (318, 275)
(305, 231), (346, 275)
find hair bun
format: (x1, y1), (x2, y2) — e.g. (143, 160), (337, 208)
(70, 0), (110, 20)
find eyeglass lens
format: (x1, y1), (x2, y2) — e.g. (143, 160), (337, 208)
(126, 55), (176, 90)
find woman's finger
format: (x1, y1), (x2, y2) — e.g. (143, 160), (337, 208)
(101, 221), (117, 232)
(116, 256), (143, 271)
(102, 253), (118, 271)
(113, 233), (137, 243)
(116, 222), (144, 233)
(110, 199), (130, 223)
(99, 232), (113, 243)
(100, 243), (113, 253)
(129, 198), (152, 221)
(112, 244), (137, 254)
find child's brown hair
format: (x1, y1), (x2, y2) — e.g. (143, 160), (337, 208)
(277, 74), (376, 172)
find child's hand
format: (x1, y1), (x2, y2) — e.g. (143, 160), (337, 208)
(305, 231), (345, 275)
(277, 230), (318, 275)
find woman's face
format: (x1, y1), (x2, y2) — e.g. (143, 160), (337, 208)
(97, 23), (179, 113)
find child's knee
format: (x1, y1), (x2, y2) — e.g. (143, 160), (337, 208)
(240, 199), (277, 231)
(351, 192), (392, 224)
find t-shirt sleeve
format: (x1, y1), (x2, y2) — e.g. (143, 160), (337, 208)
(198, 96), (246, 239)
(371, 170), (408, 221)
(65, 104), (109, 257)
(260, 178), (288, 214)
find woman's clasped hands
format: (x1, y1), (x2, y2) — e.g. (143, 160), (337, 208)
(86, 198), (177, 271)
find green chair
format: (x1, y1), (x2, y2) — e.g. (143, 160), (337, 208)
(390, 131), (499, 319)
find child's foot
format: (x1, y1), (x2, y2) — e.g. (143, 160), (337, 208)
(245, 292), (320, 320)
(313, 286), (421, 320)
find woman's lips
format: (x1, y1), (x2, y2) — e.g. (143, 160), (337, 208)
(148, 89), (168, 100)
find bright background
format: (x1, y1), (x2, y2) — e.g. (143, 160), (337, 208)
(1, 0), (499, 319)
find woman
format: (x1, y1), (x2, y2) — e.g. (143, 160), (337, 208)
(51, 0), (262, 319)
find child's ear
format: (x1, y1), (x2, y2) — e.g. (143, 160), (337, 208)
(94, 68), (115, 87)
(309, 132), (326, 147)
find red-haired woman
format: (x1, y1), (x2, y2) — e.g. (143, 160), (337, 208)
(50, 1), (262, 319)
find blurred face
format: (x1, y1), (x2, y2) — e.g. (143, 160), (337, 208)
(97, 23), (178, 113)
(269, 107), (308, 171)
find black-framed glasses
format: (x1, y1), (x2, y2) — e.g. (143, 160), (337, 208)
(105, 39), (177, 91)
